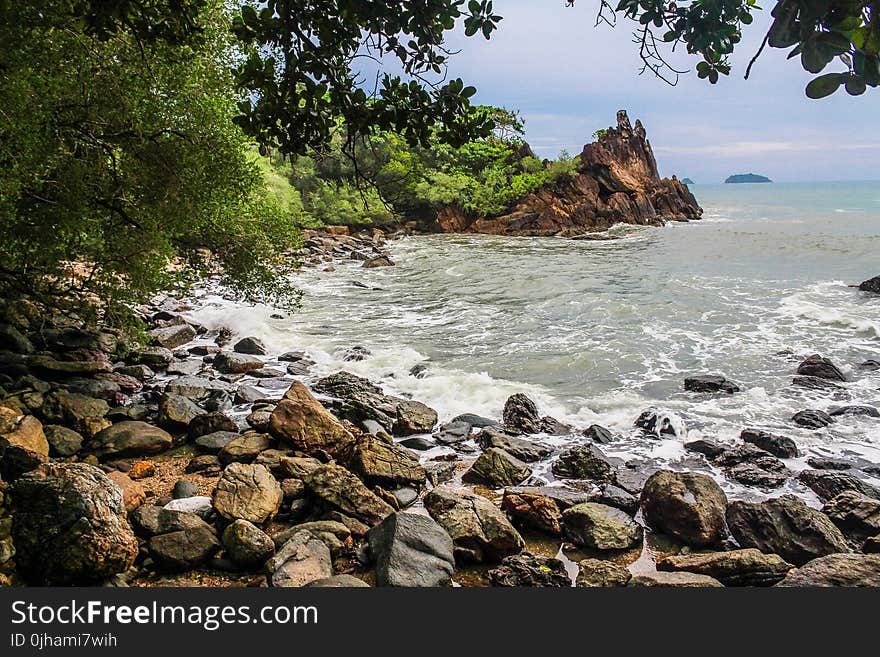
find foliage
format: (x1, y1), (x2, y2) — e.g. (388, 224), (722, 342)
(282, 124), (580, 226)
(0, 1), (301, 325)
(601, 0), (879, 98)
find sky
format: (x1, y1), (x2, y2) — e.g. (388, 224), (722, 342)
(422, 1), (879, 183)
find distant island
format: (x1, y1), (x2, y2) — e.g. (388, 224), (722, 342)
(681, 178), (695, 185)
(725, 173), (772, 184)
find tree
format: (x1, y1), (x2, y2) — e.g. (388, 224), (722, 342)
(595, 0), (879, 98)
(0, 1), (300, 325)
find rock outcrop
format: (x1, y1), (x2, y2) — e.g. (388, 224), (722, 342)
(430, 111), (701, 236)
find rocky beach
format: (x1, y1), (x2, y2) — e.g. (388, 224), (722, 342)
(1, 222), (878, 588)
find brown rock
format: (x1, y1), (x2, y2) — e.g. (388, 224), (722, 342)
(269, 382), (355, 459)
(657, 549), (793, 586)
(0, 405), (48, 456)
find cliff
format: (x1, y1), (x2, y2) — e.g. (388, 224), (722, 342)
(430, 110), (702, 236)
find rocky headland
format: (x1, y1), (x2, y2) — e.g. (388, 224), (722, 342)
(1, 248), (878, 589)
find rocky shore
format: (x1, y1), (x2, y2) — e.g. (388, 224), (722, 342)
(1, 254), (879, 588)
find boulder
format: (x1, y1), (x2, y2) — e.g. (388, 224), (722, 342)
(212, 463), (282, 524)
(740, 428), (798, 458)
(551, 443), (617, 482)
(349, 435), (426, 488)
(640, 470), (728, 546)
(451, 413), (497, 428)
(148, 523), (220, 571)
(164, 376), (231, 399)
(502, 393), (541, 434)
(829, 404), (880, 418)
(796, 354), (846, 381)
(576, 559), (632, 587)
(129, 347), (174, 368)
(462, 448), (532, 488)
(475, 426), (551, 462)
(424, 486), (524, 563)
(435, 421), (472, 445)
(501, 486), (591, 535)
(628, 571), (723, 587)
(0, 405), (48, 455)
(726, 495), (849, 566)
(269, 381), (355, 460)
(158, 393), (205, 430)
(776, 553), (880, 587)
(222, 519), (275, 567)
(797, 469), (880, 502)
(368, 513), (455, 587)
(634, 408), (682, 437)
(488, 552), (570, 587)
(305, 463), (394, 526)
(10, 463), (138, 584)
(363, 255), (394, 268)
(88, 421), (172, 458)
(684, 374), (740, 394)
(657, 549), (793, 586)
(233, 336), (267, 355)
(213, 352), (264, 375)
(584, 424), (615, 444)
(40, 390), (109, 437)
(791, 409), (834, 429)
(149, 324), (196, 349)
(188, 412), (236, 438)
(266, 530), (333, 587)
(859, 275), (880, 294)
(822, 491), (880, 541)
(562, 502), (642, 550)
(43, 424), (83, 457)
(392, 399), (438, 436)
(312, 371), (397, 429)
(194, 430), (239, 454)
(218, 432), (272, 465)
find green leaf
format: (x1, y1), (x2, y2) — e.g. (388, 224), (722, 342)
(844, 75), (867, 95)
(805, 73), (845, 99)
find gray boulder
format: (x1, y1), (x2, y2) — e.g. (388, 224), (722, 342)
(368, 513), (455, 587)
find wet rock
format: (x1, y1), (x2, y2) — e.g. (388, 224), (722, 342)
(188, 412), (236, 438)
(350, 435), (426, 488)
(797, 469), (880, 502)
(164, 376), (231, 400)
(267, 530), (332, 587)
(212, 463), (282, 524)
(822, 491), (880, 542)
(234, 385), (264, 405)
(829, 405), (880, 418)
(157, 393), (205, 430)
(475, 426), (551, 462)
(463, 448), (531, 488)
(246, 408), (273, 432)
(222, 519), (275, 567)
(233, 336), (267, 355)
(89, 421), (172, 458)
(628, 571), (723, 587)
(435, 421), (472, 445)
(595, 484), (639, 514)
(451, 413), (497, 428)
(40, 390), (109, 437)
(726, 495), (849, 566)
(806, 456), (852, 470)
(424, 486), (524, 563)
(858, 359), (880, 370)
(488, 552), (570, 587)
(399, 436), (434, 450)
(149, 324), (196, 350)
(363, 255), (394, 268)
(409, 363), (429, 378)
(195, 430), (239, 454)
(149, 523), (220, 571)
(776, 553), (880, 587)
(501, 486), (591, 535)
(657, 548), (792, 586)
(684, 439), (726, 459)
(368, 512), (455, 587)
(11, 463), (138, 584)
(393, 399), (438, 436)
(305, 463), (394, 526)
(0, 405), (48, 455)
(726, 462), (789, 490)
(584, 424), (615, 444)
(640, 470), (728, 546)
(859, 275), (880, 294)
(797, 354), (847, 381)
(740, 428), (798, 458)
(562, 502), (642, 550)
(791, 409), (834, 429)
(540, 416), (571, 435)
(684, 374), (740, 394)
(269, 381), (355, 460)
(634, 408), (681, 437)
(791, 376), (848, 397)
(576, 559), (631, 587)
(502, 393), (541, 434)
(213, 352), (264, 375)
(551, 443), (617, 482)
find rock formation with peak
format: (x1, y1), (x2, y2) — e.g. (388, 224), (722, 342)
(431, 110), (702, 236)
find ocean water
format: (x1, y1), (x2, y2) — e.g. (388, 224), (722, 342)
(185, 181), (880, 501)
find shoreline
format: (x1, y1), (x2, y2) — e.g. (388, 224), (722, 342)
(1, 232), (879, 588)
